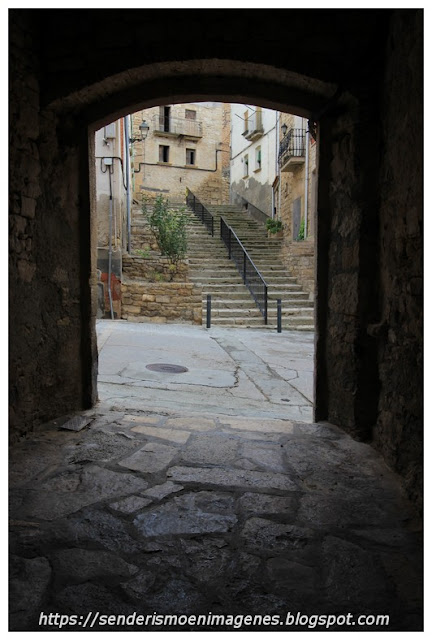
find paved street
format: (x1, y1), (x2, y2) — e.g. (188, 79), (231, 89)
(9, 321), (422, 631)
(97, 320), (314, 421)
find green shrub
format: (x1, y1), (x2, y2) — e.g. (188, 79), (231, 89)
(297, 218), (305, 241)
(147, 270), (167, 283)
(133, 246), (150, 258)
(146, 195), (187, 279)
(266, 218), (283, 233)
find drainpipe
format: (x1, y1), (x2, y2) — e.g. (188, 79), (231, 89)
(107, 168), (115, 319)
(277, 115), (281, 220)
(271, 111), (279, 219)
(304, 125), (310, 239)
(124, 115), (132, 253)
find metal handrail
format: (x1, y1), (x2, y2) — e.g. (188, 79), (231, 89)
(220, 216), (268, 324)
(185, 188), (214, 236)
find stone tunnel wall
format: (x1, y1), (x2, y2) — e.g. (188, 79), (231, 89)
(315, 95), (381, 435)
(374, 10), (423, 505)
(10, 12), (42, 435)
(9, 10), (422, 508)
(315, 10), (422, 506)
(9, 12), (97, 437)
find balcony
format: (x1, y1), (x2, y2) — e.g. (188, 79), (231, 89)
(152, 115), (203, 139)
(278, 128), (306, 171)
(242, 110), (264, 141)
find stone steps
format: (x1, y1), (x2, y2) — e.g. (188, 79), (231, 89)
(205, 301), (314, 315)
(185, 206), (261, 326)
(208, 308), (263, 319)
(184, 203), (314, 329)
(205, 296), (313, 308)
(126, 202), (314, 330)
(204, 289), (311, 301)
(189, 277), (250, 285)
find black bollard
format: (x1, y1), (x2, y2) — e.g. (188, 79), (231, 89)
(206, 294), (211, 328)
(277, 299), (282, 333)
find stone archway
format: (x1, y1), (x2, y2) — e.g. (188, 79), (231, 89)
(80, 67), (376, 447)
(10, 9), (422, 506)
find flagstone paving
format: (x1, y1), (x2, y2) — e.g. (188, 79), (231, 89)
(10, 408), (422, 631)
(9, 322), (422, 631)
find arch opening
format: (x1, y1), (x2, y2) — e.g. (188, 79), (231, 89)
(92, 95), (320, 424)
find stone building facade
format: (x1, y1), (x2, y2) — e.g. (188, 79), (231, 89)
(230, 107), (317, 295)
(230, 104), (278, 216)
(130, 102), (230, 205)
(95, 120), (128, 318)
(277, 113), (318, 295)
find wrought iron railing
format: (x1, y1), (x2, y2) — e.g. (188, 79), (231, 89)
(152, 114), (203, 138)
(186, 188), (214, 236)
(220, 217), (268, 323)
(278, 128), (306, 165)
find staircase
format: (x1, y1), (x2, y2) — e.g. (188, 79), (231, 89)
(186, 203), (314, 330)
(185, 208), (264, 326)
(125, 201), (314, 330)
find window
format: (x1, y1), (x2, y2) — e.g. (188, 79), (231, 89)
(185, 109), (196, 120)
(159, 106), (171, 132)
(243, 154), (249, 177)
(186, 148), (196, 165)
(255, 146), (262, 171)
(159, 145), (170, 163)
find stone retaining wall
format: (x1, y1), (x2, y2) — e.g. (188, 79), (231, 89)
(121, 281), (203, 324)
(122, 254), (188, 282)
(281, 240), (315, 296)
(129, 229), (158, 252)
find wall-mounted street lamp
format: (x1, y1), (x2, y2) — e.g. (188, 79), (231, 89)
(308, 119), (317, 142)
(281, 123), (288, 137)
(129, 119), (150, 144)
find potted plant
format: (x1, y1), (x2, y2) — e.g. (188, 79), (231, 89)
(266, 218), (283, 238)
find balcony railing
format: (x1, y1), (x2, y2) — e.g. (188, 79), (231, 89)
(278, 128), (306, 170)
(152, 115), (203, 138)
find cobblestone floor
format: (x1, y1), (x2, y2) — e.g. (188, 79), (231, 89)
(9, 323), (423, 631)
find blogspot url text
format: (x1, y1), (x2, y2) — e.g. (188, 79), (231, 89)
(39, 611), (390, 630)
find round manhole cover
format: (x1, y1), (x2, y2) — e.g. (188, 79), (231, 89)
(146, 363), (189, 374)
